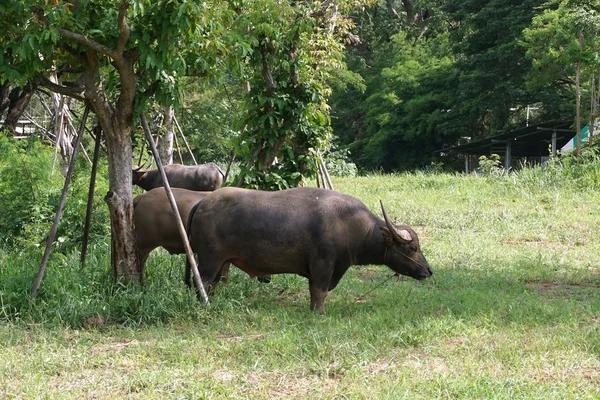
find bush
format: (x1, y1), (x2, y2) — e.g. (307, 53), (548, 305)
(324, 147), (358, 177)
(0, 136), (111, 250)
(477, 154), (503, 176)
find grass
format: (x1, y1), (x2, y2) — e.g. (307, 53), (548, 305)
(1, 171), (599, 399)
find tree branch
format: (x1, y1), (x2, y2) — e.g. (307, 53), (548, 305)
(37, 75), (85, 102)
(115, 2), (131, 59)
(58, 29), (118, 60)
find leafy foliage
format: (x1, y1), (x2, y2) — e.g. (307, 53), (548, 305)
(0, 136), (110, 250)
(231, 1), (365, 189)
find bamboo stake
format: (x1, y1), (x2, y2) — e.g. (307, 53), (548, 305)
(140, 112), (209, 305)
(314, 158), (322, 188)
(136, 136), (146, 167)
(81, 126), (103, 269)
(224, 151), (235, 183)
(173, 115), (198, 165)
(50, 94), (66, 176)
(172, 125), (184, 164)
(318, 151), (334, 190)
(32, 106), (90, 298)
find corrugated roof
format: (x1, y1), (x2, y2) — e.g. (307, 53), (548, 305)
(440, 120), (574, 157)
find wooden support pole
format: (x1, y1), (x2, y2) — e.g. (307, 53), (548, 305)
(173, 115), (198, 165)
(140, 112), (209, 305)
(314, 158), (322, 188)
(504, 141), (512, 170)
(172, 125), (184, 164)
(224, 151), (235, 183)
(318, 151), (334, 190)
(32, 106), (90, 298)
(81, 125), (102, 269)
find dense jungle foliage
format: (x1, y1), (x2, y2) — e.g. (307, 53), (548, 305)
(0, 1), (599, 249)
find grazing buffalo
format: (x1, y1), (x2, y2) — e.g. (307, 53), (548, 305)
(187, 187), (432, 313)
(133, 188), (210, 274)
(132, 163), (224, 192)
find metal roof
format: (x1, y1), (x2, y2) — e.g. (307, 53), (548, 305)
(440, 120), (574, 157)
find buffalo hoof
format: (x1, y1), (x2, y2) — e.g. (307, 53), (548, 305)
(257, 275), (272, 284)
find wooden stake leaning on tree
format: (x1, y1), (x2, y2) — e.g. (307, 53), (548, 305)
(32, 106), (90, 298)
(173, 115), (198, 165)
(139, 112), (209, 305)
(81, 125), (103, 269)
(314, 157), (322, 188)
(172, 124), (184, 164)
(314, 151), (334, 190)
(319, 152), (334, 191)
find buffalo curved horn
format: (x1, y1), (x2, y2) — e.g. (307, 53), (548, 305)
(380, 200), (413, 244)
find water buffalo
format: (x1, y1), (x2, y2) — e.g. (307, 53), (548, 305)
(187, 187), (433, 313)
(132, 163), (224, 192)
(133, 187), (210, 274)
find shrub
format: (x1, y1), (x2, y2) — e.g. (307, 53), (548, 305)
(0, 136), (110, 250)
(477, 154), (503, 176)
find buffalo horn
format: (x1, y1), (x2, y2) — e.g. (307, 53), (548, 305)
(380, 200), (412, 244)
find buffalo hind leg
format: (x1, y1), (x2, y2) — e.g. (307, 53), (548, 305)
(221, 263), (231, 283)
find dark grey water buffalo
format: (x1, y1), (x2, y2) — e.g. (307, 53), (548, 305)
(133, 188), (210, 273)
(132, 163), (224, 192)
(187, 187), (432, 313)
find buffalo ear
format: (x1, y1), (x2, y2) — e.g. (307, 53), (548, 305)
(395, 229), (413, 243)
(380, 226), (395, 245)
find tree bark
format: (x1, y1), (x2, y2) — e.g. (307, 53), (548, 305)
(101, 116), (140, 283)
(81, 47), (141, 283)
(3, 81), (36, 133)
(157, 105), (175, 165)
(576, 31), (582, 157)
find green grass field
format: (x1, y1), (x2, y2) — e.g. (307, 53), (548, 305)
(1, 172), (599, 399)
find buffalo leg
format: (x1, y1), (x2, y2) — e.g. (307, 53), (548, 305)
(309, 281), (329, 314)
(221, 263), (230, 283)
(308, 260), (334, 313)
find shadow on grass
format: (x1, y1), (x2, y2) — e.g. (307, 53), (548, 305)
(1, 249), (599, 339)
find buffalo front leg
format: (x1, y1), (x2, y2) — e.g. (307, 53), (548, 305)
(308, 278), (330, 314)
(308, 259), (334, 313)
(309, 283), (328, 314)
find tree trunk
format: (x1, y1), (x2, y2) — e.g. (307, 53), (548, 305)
(3, 81), (36, 133)
(576, 31), (583, 157)
(102, 117), (141, 283)
(157, 105), (174, 165)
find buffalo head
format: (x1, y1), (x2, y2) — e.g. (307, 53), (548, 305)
(380, 201), (433, 280)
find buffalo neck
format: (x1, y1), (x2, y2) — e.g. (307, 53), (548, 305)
(355, 219), (387, 266)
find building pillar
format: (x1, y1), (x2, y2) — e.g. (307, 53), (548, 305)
(504, 141), (512, 170)
(465, 154), (469, 174)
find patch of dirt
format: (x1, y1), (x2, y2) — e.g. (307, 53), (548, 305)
(277, 288), (309, 304)
(82, 314), (106, 329)
(217, 334), (265, 343)
(90, 339), (140, 354)
(526, 281), (599, 301)
(502, 238), (563, 247)
(356, 269), (380, 280)
(211, 369), (335, 399)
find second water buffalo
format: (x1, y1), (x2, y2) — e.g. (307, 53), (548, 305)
(187, 187), (433, 313)
(133, 163), (224, 192)
(134, 187), (210, 274)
